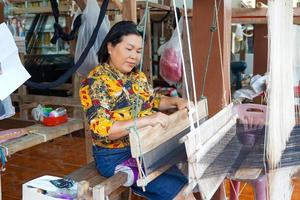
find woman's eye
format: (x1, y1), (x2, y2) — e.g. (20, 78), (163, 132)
(137, 51), (142, 54)
(126, 48), (132, 51)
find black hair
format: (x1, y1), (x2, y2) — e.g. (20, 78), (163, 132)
(98, 21), (143, 64)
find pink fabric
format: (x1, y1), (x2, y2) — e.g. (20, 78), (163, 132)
(0, 128), (28, 144)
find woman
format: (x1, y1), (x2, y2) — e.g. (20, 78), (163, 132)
(80, 21), (195, 200)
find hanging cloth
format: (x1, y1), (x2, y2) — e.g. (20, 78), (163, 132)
(49, 0), (82, 44)
(75, 0), (110, 76)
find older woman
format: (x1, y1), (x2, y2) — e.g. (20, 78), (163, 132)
(80, 21), (195, 200)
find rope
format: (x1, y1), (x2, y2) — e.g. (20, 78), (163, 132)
(200, 0), (222, 98)
(49, 0), (82, 44)
(24, 0), (109, 90)
(172, 0), (193, 118)
(132, 0), (150, 189)
(182, 0), (201, 130)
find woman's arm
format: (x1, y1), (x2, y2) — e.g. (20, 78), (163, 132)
(158, 95), (189, 111)
(108, 112), (170, 140)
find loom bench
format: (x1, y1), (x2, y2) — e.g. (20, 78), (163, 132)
(67, 161), (130, 200)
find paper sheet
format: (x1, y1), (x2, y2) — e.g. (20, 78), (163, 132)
(0, 23), (30, 100)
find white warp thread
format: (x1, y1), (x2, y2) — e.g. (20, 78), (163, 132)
(266, 0), (295, 169)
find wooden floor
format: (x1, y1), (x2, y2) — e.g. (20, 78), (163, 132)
(1, 133), (300, 200)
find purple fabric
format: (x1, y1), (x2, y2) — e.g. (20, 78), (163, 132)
(120, 158), (139, 183)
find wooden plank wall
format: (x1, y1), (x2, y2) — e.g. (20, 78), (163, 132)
(253, 0), (268, 75)
(191, 0), (232, 116)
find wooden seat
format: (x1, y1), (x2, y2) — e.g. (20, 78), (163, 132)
(68, 161), (130, 200)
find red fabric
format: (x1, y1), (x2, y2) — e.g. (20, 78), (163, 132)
(159, 48), (182, 83)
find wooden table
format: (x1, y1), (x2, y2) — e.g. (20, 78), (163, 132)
(0, 118), (84, 200)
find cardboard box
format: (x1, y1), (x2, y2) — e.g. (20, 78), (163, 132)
(22, 175), (77, 200)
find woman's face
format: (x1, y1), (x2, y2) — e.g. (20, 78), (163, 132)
(107, 34), (142, 74)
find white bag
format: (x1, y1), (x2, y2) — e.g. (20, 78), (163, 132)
(158, 18), (183, 85)
(75, 0), (110, 76)
(0, 95), (15, 120)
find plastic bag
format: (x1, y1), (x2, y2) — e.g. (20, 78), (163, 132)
(158, 18), (183, 85)
(75, 0), (110, 76)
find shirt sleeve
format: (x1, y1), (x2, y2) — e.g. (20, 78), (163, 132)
(153, 92), (162, 109)
(80, 77), (113, 137)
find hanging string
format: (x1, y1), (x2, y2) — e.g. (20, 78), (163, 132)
(182, 0), (201, 130)
(132, 0), (150, 189)
(172, 0), (194, 131)
(200, 0), (222, 99)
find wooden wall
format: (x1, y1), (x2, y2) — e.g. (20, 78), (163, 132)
(192, 0), (232, 116)
(253, 0), (268, 75)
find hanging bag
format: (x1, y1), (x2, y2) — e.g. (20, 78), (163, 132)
(158, 18), (183, 85)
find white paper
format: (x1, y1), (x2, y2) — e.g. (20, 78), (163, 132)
(0, 23), (31, 100)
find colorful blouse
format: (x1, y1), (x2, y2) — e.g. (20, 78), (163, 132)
(80, 63), (161, 148)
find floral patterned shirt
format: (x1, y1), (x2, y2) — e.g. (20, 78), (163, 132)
(80, 63), (161, 148)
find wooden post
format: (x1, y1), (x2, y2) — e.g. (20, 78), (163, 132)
(139, 7), (153, 85)
(72, 73), (82, 119)
(253, 0), (268, 75)
(192, 0), (232, 116)
(122, 0), (137, 22)
(0, 2), (4, 24)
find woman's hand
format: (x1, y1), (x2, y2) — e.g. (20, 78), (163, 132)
(159, 96), (192, 111)
(173, 97), (190, 110)
(146, 112), (170, 129)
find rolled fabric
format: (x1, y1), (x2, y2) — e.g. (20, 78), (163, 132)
(114, 158), (139, 187)
(0, 128), (28, 143)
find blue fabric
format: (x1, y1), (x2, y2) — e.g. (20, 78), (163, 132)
(93, 145), (188, 200)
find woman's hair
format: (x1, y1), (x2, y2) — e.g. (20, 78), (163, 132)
(98, 21), (143, 64)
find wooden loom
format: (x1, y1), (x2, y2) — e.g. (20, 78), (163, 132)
(124, 2), (300, 200)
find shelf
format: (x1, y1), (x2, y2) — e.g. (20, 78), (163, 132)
(137, 1), (171, 11)
(232, 7), (300, 24)
(11, 5), (70, 14)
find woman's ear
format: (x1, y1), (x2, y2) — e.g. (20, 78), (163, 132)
(107, 42), (112, 54)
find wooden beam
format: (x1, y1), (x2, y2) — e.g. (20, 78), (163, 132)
(74, 0), (122, 12)
(232, 7), (300, 24)
(122, 0), (136, 22)
(137, 1), (171, 11)
(0, 3), (4, 24)
(11, 5), (70, 14)
(130, 99), (208, 158)
(12, 94), (82, 107)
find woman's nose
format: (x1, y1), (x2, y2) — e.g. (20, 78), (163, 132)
(130, 52), (137, 59)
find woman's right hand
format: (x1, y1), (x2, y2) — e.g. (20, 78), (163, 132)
(147, 112), (170, 129)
